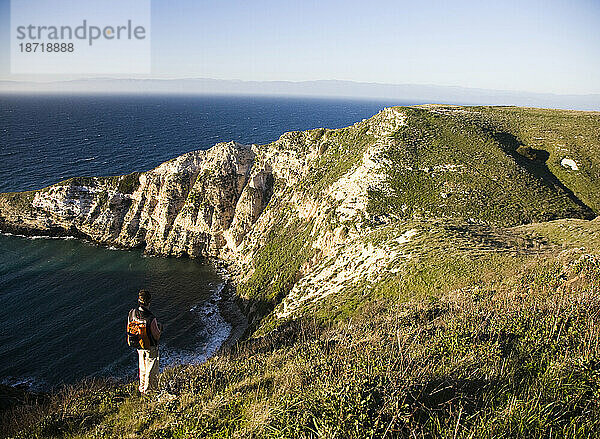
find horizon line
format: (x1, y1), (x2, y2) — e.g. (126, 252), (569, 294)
(1, 77), (599, 97)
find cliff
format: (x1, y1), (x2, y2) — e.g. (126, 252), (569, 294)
(1, 105), (599, 324)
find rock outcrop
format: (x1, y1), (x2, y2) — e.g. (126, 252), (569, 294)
(0, 141), (273, 259)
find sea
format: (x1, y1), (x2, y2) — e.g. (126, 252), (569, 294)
(0, 94), (410, 390)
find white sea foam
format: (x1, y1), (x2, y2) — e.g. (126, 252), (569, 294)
(1, 232), (77, 241)
(161, 282), (231, 369)
(2, 376), (48, 392)
(28, 235), (76, 240)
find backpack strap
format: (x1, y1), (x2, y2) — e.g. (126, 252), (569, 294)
(146, 313), (157, 346)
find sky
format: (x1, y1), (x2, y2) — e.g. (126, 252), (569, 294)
(1, 0), (599, 94)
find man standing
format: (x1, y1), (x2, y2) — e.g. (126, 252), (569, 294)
(127, 290), (162, 394)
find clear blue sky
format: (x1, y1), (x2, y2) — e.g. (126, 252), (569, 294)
(1, 0), (599, 94)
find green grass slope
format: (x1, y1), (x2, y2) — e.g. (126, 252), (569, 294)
(368, 106), (597, 225)
(238, 105), (600, 329)
(474, 106), (600, 214)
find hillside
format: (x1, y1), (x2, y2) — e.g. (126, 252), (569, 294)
(2, 105), (600, 438)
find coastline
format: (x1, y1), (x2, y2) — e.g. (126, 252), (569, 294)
(0, 230), (249, 350)
(0, 231), (250, 393)
(211, 260), (249, 349)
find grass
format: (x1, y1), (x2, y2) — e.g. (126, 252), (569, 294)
(3, 233), (599, 438)
(514, 218), (600, 249)
(10, 172), (141, 196)
(0, 190), (37, 213)
(471, 107), (600, 214)
(237, 203), (316, 329)
(300, 122), (374, 195)
(368, 107), (596, 225)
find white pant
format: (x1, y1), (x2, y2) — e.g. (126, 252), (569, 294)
(137, 347), (159, 393)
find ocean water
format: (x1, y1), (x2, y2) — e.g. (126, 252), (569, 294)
(0, 94), (409, 389)
(0, 94), (405, 193)
(0, 234), (227, 390)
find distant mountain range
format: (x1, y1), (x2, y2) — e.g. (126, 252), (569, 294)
(1, 78), (599, 111)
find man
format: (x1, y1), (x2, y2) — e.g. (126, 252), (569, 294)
(127, 290), (162, 394)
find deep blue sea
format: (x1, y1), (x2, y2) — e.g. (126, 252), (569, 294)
(0, 94), (409, 389)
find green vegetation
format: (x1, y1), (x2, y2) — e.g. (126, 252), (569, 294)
(54, 176), (99, 188)
(237, 205), (316, 328)
(40, 172), (141, 195)
(301, 122), (374, 195)
(472, 107), (600, 213)
(2, 106), (600, 438)
(0, 190), (37, 212)
(514, 218), (600, 249)
(368, 107), (596, 225)
(241, 213), (314, 304)
(115, 172), (141, 195)
(4, 225), (599, 438)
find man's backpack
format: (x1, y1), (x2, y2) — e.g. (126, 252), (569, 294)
(127, 308), (155, 349)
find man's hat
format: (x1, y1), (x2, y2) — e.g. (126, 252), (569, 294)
(138, 289), (151, 306)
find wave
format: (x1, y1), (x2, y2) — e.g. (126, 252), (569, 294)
(74, 156), (98, 163)
(1, 232), (75, 240)
(161, 283), (231, 369)
(29, 235), (76, 240)
(1, 375), (48, 393)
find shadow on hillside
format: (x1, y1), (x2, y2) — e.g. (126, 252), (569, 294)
(406, 377), (496, 422)
(487, 129), (596, 219)
(240, 319), (309, 355)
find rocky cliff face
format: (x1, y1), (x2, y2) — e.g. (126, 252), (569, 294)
(0, 141), (266, 258)
(1, 106), (598, 321)
(0, 108), (397, 255)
